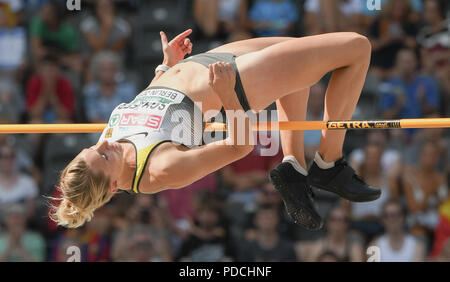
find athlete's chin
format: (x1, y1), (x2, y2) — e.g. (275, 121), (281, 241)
(109, 142), (123, 155)
(114, 149), (125, 165)
(108, 159), (122, 176)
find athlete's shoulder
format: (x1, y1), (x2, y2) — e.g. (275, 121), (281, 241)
(138, 142), (181, 194)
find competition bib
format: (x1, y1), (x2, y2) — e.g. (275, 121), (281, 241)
(109, 88), (185, 131)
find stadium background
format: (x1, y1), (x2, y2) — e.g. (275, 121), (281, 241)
(0, 0), (449, 262)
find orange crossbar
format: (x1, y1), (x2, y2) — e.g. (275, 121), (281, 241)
(0, 118), (449, 134)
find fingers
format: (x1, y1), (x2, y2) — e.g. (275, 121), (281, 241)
(212, 63), (220, 83)
(210, 63), (223, 87)
(213, 63), (221, 74)
(210, 62), (234, 79)
(178, 38), (193, 54)
(179, 39), (193, 54)
(218, 62), (234, 77)
(209, 62), (236, 93)
(172, 29), (193, 43)
(208, 64), (214, 86)
(160, 31), (169, 48)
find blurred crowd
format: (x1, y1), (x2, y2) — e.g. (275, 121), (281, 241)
(0, 0), (449, 262)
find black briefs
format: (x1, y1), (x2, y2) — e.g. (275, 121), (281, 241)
(178, 52), (251, 113)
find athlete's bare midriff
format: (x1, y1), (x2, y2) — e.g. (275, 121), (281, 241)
(149, 61), (226, 120)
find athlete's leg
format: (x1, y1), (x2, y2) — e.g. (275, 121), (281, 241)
(211, 37), (315, 169)
(317, 55), (370, 162)
(276, 88), (309, 170)
(237, 33), (379, 231)
(207, 37), (295, 56)
(235, 32), (372, 162)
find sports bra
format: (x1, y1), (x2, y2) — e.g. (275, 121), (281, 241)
(98, 86), (205, 193)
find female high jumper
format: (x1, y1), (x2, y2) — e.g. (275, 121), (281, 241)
(51, 29), (380, 230)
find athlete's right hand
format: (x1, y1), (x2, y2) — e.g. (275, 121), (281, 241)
(208, 62), (236, 95)
(160, 29), (193, 67)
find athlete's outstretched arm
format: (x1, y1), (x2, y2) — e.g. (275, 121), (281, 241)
(150, 29), (194, 84)
(155, 135), (254, 190)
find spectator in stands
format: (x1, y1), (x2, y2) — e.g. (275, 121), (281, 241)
(130, 194), (180, 260)
(379, 48), (439, 136)
(431, 238), (450, 262)
(403, 112), (450, 167)
(126, 227), (170, 262)
(357, 0), (383, 34)
(346, 143), (399, 241)
(124, 194), (179, 254)
(21, 0), (60, 16)
(193, 0), (250, 42)
(0, 4), (26, 77)
(82, 205), (114, 261)
(0, 114), (36, 178)
(177, 201), (232, 262)
(0, 79), (24, 123)
(248, 0), (299, 37)
(358, 0), (424, 33)
(159, 174), (217, 224)
(26, 54), (75, 123)
(0, 101), (17, 124)
(402, 141), (448, 237)
(50, 206), (113, 262)
(29, 0), (81, 72)
(237, 204), (297, 261)
(0, 204), (46, 261)
(124, 194), (159, 227)
(368, 0), (418, 79)
(255, 182), (282, 208)
(80, 0), (131, 58)
(316, 250), (341, 262)
(296, 206), (364, 262)
(417, 0), (450, 114)
(304, 0), (362, 34)
(349, 130), (402, 176)
(429, 176), (450, 260)
(417, 0), (449, 76)
(304, 82), (325, 163)
(253, 182), (297, 240)
(112, 224), (173, 262)
(83, 51), (135, 123)
(222, 137), (282, 196)
(371, 200), (426, 261)
(0, 0), (23, 25)
(0, 144), (38, 219)
(51, 237), (81, 262)
(220, 136), (282, 240)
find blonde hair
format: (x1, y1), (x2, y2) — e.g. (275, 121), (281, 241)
(49, 158), (114, 228)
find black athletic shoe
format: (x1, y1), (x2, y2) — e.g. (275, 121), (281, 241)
(308, 157), (381, 202)
(269, 162), (323, 230)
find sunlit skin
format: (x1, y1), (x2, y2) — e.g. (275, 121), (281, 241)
(73, 28), (372, 194)
(77, 140), (132, 193)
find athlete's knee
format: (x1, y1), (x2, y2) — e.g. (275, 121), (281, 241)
(348, 33), (372, 59)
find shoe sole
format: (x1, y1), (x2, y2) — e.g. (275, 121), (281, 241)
(269, 170), (323, 231)
(309, 182), (381, 202)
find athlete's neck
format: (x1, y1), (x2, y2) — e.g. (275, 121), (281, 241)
(117, 142), (137, 191)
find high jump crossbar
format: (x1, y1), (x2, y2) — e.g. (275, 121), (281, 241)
(0, 118), (449, 134)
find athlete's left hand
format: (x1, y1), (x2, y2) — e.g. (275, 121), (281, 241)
(209, 62), (236, 96)
(160, 29), (193, 67)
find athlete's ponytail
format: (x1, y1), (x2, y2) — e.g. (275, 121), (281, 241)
(49, 158), (114, 228)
